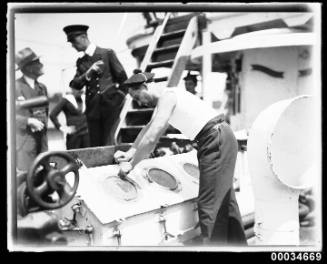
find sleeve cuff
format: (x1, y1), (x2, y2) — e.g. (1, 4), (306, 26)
(85, 73), (91, 81)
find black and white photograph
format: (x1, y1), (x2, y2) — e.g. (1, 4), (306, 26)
(7, 3), (322, 255)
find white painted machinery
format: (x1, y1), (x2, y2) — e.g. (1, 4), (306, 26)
(51, 149), (253, 247)
(247, 95), (318, 245)
(54, 151), (200, 246)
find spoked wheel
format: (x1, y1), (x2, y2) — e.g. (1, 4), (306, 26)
(26, 151), (80, 210)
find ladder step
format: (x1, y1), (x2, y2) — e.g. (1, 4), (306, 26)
(131, 100), (154, 109)
(164, 13), (196, 33)
(153, 76), (168, 83)
(157, 30), (185, 48)
(151, 44), (180, 62)
(146, 59), (174, 70)
(121, 125), (145, 130)
(165, 13), (197, 27)
(161, 29), (186, 40)
(127, 108), (154, 113)
(126, 108), (154, 126)
(151, 52), (177, 63)
(153, 44), (180, 54)
(119, 126), (144, 143)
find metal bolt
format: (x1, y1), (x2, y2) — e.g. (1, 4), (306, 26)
(85, 225), (94, 234)
(72, 203), (81, 212)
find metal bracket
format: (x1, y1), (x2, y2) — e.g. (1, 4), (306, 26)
(144, 170), (153, 183)
(85, 224), (94, 246)
(58, 218), (94, 245)
(58, 200), (83, 231)
(69, 201), (82, 226)
(193, 203), (198, 212)
(113, 226), (122, 246)
(71, 155), (85, 169)
(158, 213), (174, 242)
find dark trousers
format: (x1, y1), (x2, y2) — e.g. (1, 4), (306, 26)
(16, 131), (48, 171)
(87, 113), (120, 147)
(87, 93), (124, 147)
(66, 133), (90, 150)
(195, 115), (247, 245)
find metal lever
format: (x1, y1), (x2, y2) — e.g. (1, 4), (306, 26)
(58, 201), (82, 230)
(74, 158), (85, 168)
(159, 214), (174, 241)
(113, 227), (122, 246)
(85, 225), (94, 246)
(144, 170), (153, 183)
(69, 201), (82, 226)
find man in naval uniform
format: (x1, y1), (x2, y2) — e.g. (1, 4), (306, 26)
(63, 24), (128, 146)
(15, 47), (49, 171)
(114, 71), (247, 246)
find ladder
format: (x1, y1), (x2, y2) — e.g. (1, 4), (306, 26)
(114, 13), (200, 145)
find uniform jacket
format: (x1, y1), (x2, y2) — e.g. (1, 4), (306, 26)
(15, 76), (49, 151)
(49, 94), (88, 136)
(70, 47), (128, 120)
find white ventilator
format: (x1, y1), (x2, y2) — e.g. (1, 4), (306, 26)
(247, 95), (316, 245)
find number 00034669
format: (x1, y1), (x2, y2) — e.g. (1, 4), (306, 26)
(271, 252), (322, 261)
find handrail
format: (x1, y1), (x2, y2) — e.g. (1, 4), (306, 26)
(140, 12), (171, 71)
(113, 94), (133, 145)
(167, 16), (199, 87)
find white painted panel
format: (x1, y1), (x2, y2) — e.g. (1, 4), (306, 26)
(240, 47), (298, 129)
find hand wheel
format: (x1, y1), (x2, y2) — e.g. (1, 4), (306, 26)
(26, 151), (80, 209)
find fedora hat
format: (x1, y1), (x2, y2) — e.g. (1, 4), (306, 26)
(15, 47), (40, 70)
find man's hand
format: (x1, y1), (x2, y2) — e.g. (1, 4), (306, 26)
(118, 161), (132, 179)
(59, 125), (76, 135)
(114, 150), (130, 163)
(27, 117), (44, 132)
(114, 148), (136, 163)
(86, 60), (104, 79)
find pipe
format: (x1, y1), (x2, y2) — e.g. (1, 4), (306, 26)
(247, 95), (315, 245)
(16, 95), (49, 109)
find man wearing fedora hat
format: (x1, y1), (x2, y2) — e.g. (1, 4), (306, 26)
(15, 47), (49, 171)
(63, 24), (128, 147)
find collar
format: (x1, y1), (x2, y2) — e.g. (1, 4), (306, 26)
(23, 75), (36, 89)
(64, 93), (86, 113)
(84, 43), (96, 57)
